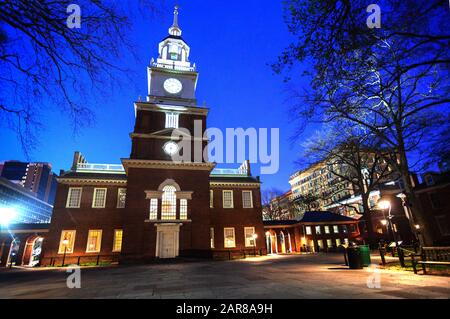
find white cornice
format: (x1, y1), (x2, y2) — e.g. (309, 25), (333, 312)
(209, 182), (260, 188)
(121, 159), (216, 172)
(57, 178), (127, 186)
(130, 133), (208, 142)
(134, 101), (208, 116)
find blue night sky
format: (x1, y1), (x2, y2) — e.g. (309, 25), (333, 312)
(0, 0), (312, 193)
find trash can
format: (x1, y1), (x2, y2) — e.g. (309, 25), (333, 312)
(346, 247), (363, 269)
(359, 245), (371, 267)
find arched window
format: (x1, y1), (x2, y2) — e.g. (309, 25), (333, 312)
(161, 185), (177, 220)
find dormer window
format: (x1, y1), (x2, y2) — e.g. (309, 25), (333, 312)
(165, 112), (179, 128)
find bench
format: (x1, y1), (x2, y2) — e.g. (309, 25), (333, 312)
(411, 247), (450, 274)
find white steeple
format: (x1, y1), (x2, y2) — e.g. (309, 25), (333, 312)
(151, 5), (194, 72)
(168, 5), (182, 37)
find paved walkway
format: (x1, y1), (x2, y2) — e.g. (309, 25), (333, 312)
(0, 254), (448, 299)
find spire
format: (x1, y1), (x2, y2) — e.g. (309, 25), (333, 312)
(168, 5), (182, 36)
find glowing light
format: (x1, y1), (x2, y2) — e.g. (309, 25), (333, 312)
(0, 207), (18, 226)
(252, 233), (258, 239)
(265, 231), (271, 236)
(415, 224), (421, 230)
(378, 200), (391, 210)
(381, 219), (388, 226)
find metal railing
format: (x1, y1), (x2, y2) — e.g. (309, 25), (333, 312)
(151, 61), (196, 72)
(211, 168), (248, 176)
(76, 163), (125, 173)
(44, 254), (120, 267)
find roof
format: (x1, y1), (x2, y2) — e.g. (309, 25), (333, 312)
(301, 211), (358, 223)
(263, 220), (299, 226)
(59, 171), (127, 180)
(264, 211), (358, 227)
(209, 175), (260, 183)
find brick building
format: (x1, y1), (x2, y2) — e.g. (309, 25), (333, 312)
(264, 211), (361, 254)
(41, 7), (265, 265)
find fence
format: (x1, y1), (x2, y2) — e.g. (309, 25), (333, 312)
(43, 254), (120, 267)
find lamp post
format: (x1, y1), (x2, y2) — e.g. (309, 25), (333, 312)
(252, 233), (258, 256)
(397, 193), (423, 246)
(378, 199), (401, 258)
(61, 238), (69, 266)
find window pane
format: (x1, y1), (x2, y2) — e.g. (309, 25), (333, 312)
(67, 188), (82, 208)
(86, 230), (102, 252)
(244, 227), (255, 247)
(210, 190), (214, 208)
(224, 228), (235, 248)
(306, 226), (312, 235)
(58, 230), (76, 254)
(180, 199), (188, 220)
(161, 186), (176, 220)
(149, 198), (158, 220)
(113, 230), (123, 252)
(210, 227), (215, 248)
(315, 226), (321, 234)
(93, 189), (107, 208)
(223, 190), (233, 208)
(165, 113), (179, 129)
(242, 191), (253, 208)
(117, 188), (126, 208)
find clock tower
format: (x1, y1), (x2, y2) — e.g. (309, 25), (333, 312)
(121, 6), (214, 262)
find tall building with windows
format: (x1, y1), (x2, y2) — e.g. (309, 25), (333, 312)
(42, 7), (265, 264)
(0, 160), (58, 204)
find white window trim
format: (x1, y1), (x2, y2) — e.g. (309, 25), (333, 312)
(244, 227), (256, 247)
(210, 190), (214, 208)
(165, 112), (179, 129)
(58, 230), (76, 254)
(117, 188), (126, 209)
(224, 227), (236, 248)
(86, 229), (103, 253)
(92, 188), (107, 208)
(112, 229), (123, 252)
(66, 187), (82, 208)
(222, 190), (234, 209)
(242, 190), (253, 208)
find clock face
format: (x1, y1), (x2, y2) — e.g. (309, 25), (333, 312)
(163, 141), (179, 156)
(163, 78), (183, 94)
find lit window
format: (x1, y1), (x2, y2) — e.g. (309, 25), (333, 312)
(315, 226), (321, 235)
(244, 227), (256, 247)
(242, 191), (253, 208)
(161, 185), (177, 220)
(344, 238), (349, 245)
(305, 226), (312, 235)
(149, 198), (158, 220)
(324, 226), (330, 234)
(66, 188), (82, 208)
(210, 227), (215, 249)
(86, 230), (102, 253)
(342, 225), (348, 233)
(117, 188), (126, 208)
(165, 112), (179, 129)
(223, 190), (234, 208)
(327, 239), (332, 248)
(210, 190), (214, 208)
(113, 229), (123, 252)
(92, 188), (107, 208)
(336, 238), (341, 246)
(317, 240), (323, 249)
(333, 225), (339, 233)
(224, 227), (236, 248)
(58, 230), (76, 254)
(180, 199), (188, 220)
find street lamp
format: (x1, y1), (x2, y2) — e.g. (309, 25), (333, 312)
(252, 233), (258, 256)
(396, 192), (422, 245)
(0, 207), (17, 227)
(377, 199), (400, 256)
(380, 219), (388, 226)
(62, 238), (69, 266)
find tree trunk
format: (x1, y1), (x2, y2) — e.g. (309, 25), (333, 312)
(361, 192), (376, 248)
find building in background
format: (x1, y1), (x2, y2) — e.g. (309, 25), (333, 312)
(264, 211), (361, 254)
(415, 171), (450, 245)
(0, 161), (58, 204)
(0, 177), (53, 224)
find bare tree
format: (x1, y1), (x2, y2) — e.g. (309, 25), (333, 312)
(302, 124), (399, 244)
(273, 0), (450, 245)
(261, 188), (293, 220)
(0, 0), (162, 157)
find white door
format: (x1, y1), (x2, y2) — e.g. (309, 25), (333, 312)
(159, 231), (176, 258)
